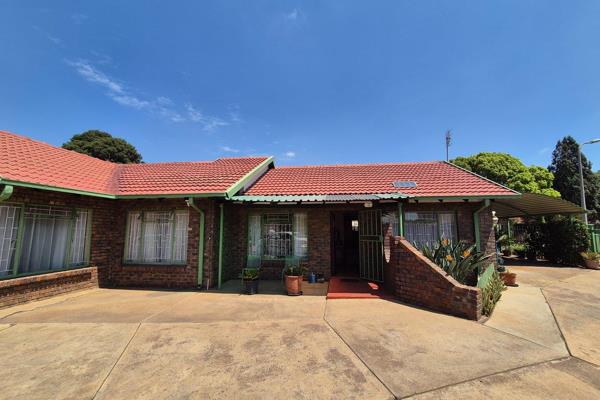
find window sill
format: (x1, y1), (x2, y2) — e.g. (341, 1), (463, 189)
(123, 263), (188, 268)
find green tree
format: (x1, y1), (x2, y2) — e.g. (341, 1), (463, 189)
(63, 130), (142, 164)
(452, 152), (561, 197)
(548, 136), (600, 222)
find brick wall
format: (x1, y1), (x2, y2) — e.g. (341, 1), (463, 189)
(388, 237), (482, 320)
(0, 267), (98, 308)
(108, 198), (218, 289)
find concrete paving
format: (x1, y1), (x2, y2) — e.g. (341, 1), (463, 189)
(0, 264), (598, 399)
(325, 299), (564, 398)
(410, 358), (600, 400)
(485, 284), (568, 354)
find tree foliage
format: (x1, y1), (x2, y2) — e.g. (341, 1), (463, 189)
(548, 136), (600, 222)
(63, 130), (143, 164)
(452, 152), (561, 197)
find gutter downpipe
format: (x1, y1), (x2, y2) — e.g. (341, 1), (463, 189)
(398, 202), (404, 237)
(218, 203), (224, 289)
(186, 198), (205, 288)
(474, 199), (491, 252)
(0, 185), (14, 202)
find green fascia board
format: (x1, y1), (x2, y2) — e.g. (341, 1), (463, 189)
(0, 179), (229, 200)
(224, 156), (274, 199)
(0, 179), (116, 199)
(230, 193), (409, 202)
(411, 194), (522, 202)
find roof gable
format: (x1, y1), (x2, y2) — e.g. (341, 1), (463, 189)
(0, 130), (271, 198)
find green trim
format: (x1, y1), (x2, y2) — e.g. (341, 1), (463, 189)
(224, 157), (274, 199)
(474, 199), (491, 252)
(218, 203), (224, 288)
(63, 207), (76, 268)
(0, 179), (115, 199)
(115, 192), (226, 199)
(11, 204), (25, 276)
(186, 198), (205, 287)
(0, 185), (14, 201)
(398, 202), (404, 236)
(412, 194), (521, 202)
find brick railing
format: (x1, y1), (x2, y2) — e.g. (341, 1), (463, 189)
(0, 267), (98, 309)
(388, 237), (482, 320)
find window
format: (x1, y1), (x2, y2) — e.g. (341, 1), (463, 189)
(247, 212), (308, 259)
(124, 210), (189, 264)
(404, 211), (457, 248)
(0, 205), (20, 277)
(1, 204), (92, 278)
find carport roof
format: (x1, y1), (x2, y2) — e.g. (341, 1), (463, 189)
(492, 193), (586, 218)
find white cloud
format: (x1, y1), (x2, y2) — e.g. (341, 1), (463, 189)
(71, 13), (88, 24)
(66, 60), (229, 129)
(285, 8), (299, 20)
(284, 151), (296, 158)
(220, 146), (240, 153)
(538, 147), (550, 155)
(66, 60), (123, 94)
(32, 25), (63, 47)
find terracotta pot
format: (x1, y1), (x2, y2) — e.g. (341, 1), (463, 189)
(584, 259), (600, 270)
(285, 275), (302, 295)
(500, 272), (517, 286)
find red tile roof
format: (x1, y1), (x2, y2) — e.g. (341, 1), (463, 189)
(0, 130), (270, 197)
(244, 162), (518, 198)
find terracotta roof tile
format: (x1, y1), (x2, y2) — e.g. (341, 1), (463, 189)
(0, 130), (269, 196)
(244, 162), (517, 197)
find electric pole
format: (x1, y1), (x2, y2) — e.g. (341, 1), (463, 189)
(445, 130), (452, 161)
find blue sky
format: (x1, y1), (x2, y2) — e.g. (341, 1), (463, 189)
(1, 1), (599, 169)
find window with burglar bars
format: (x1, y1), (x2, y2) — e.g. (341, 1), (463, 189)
(247, 212), (308, 259)
(404, 211), (457, 248)
(0, 204), (92, 278)
(124, 210), (189, 264)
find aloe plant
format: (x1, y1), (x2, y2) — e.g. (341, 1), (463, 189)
(421, 239), (493, 285)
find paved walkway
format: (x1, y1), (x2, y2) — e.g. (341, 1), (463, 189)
(0, 264), (599, 399)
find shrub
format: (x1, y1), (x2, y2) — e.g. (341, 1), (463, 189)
(525, 217), (590, 265)
(421, 239), (493, 285)
(482, 271), (506, 316)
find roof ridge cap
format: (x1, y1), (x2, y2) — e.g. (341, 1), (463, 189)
(275, 160), (445, 169)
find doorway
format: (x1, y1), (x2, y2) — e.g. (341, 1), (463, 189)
(331, 212), (360, 276)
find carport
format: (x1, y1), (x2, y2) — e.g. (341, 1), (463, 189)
(491, 193), (586, 218)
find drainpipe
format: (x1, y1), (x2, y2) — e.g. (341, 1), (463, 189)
(0, 185), (14, 202)
(473, 199), (491, 252)
(397, 202), (404, 237)
(218, 203), (224, 289)
(186, 198), (205, 288)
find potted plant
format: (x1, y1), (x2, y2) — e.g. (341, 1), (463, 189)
(284, 264), (304, 296)
(580, 252), (600, 270)
(242, 268), (260, 295)
(499, 268), (517, 286)
(512, 243), (526, 258)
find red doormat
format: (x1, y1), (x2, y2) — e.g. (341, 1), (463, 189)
(326, 276), (392, 300)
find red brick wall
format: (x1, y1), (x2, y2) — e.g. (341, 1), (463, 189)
(388, 237), (482, 320)
(108, 198), (218, 289)
(0, 267), (98, 308)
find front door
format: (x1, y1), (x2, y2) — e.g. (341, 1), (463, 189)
(358, 209), (384, 282)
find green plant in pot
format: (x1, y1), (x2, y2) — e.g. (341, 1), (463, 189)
(242, 268), (260, 295)
(284, 264), (304, 296)
(580, 252), (600, 270)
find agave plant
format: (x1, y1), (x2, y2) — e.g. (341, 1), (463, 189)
(421, 239), (494, 285)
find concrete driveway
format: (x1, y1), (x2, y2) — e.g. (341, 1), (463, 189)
(0, 266), (599, 399)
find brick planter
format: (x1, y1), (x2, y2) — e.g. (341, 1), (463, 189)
(388, 237), (482, 320)
(0, 267), (98, 309)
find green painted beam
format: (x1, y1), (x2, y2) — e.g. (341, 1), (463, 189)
(0, 185), (14, 201)
(398, 202), (404, 236)
(224, 157), (274, 198)
(218, 203), (224, 289)
(0, 179), (116, 199)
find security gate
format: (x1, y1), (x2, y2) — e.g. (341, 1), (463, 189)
(358, 209), (384, 282)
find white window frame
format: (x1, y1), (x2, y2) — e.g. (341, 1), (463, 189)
(247, 211), (308, 260)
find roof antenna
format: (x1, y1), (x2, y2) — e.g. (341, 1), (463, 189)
(445, 130), (452, 162)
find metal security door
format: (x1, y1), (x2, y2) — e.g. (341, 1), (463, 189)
(358, 209), (384, 282)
